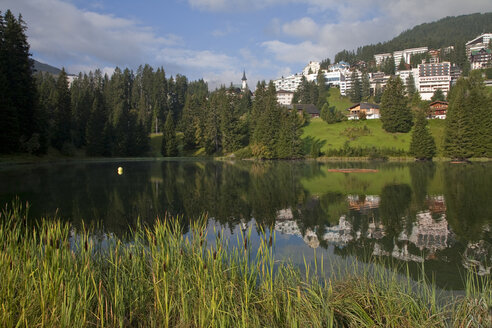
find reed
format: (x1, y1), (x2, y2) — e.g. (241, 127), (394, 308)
(0, 202), (490, 327)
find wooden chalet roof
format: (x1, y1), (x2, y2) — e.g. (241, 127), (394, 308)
(346, 103), (380, 111)
(429, 101), (448, 107)
(286, 103), (319, 115)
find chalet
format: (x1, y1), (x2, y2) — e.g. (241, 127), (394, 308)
(285, 104), (320, 118)
(346, 103), (380, 120)
(470, 48), (492, 70)
(429, 101), (448, 119)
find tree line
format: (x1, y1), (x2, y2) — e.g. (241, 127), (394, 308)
(379, 72), (492, 161)
(0, 10), (304, 159)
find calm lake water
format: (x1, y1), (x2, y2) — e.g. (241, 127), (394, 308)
(1, 159), (491, 290)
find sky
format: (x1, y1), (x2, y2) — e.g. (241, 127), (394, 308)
(3, 0), (492, 89)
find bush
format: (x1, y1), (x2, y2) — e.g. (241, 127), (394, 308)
(234, 146), (253, 159)
(310, 140), (322, 158)
(340, 125), (371, 140)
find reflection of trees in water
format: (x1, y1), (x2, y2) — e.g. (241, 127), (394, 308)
(1, 162), (156, 237)
(379, 184), (412, 251)
(443, 163), (492, 243)
(409, 162), (436, 210)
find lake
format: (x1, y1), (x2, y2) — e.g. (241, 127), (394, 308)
(1, 159), (490, 290)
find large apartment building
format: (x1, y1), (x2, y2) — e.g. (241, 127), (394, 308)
(273, 74), (303, 92)
(466, 33), (492, 58)
(374, 47), (428, 67)
(418, 62), (451, 100)
(393, 47), (428, 66)
(273, 61), (351, 103)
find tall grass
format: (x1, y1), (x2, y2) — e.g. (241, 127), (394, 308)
(1, 202), (490, 327)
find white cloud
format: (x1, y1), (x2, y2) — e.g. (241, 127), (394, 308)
(2, 0), (249, 87)
(282, 17), (318, 39)
(261, 0), (492, 65)
(211, 23), (237, 37)
(187, 0), (282, 12)
(262, 40), (327, 63)
(3, 0), (181, 69)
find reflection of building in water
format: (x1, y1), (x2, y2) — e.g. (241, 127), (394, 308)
(275, 195), (490, 272)
(275, 209), (355, 248)
(463, 240), (491, 276)
(275, 198), (453, 256)
(427, 195), (446, 214)
(372, 243), (424, 263)
(347, 195), (380, 212)
(399, 211), (449, 252)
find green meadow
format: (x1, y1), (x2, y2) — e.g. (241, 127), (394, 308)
(302, 118), (446, 156)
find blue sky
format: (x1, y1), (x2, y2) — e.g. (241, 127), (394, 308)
(3, 0), (492, 89)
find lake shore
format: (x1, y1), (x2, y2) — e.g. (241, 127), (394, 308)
(1, 203), (490, 327)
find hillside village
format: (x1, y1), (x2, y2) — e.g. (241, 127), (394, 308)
(273, 33), (492, 119)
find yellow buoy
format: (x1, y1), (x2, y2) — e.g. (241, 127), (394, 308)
(117, 167), (123, 175)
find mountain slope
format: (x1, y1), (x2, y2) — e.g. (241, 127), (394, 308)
(33, 59), (62, 75)
(334, 12), (492, 63)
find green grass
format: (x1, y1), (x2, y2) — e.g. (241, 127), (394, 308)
(302, 118), (447, 156)
(323, 87), (355, 112)
(1, 201), (490, 327)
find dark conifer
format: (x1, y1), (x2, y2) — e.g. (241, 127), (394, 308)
(380, 76), (413, 133)
(443, 78), (474, 160)
(406, 75), (416, 97)
(361, 72), (370, 101)
(410, 110), (436, 160)
(162, 111), (178, 157)
(0, 11), (38, 152)
(349, 71), (361, 103)
(51, 68), (72, 150)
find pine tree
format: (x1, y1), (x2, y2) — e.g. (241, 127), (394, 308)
(380, 76), (413, 133)
(86, 91), (108, 156)
(0, 10), (38, 153)
(398, 58), (406, 71)
(467, 71), (491, 157)
(349, 71), (361, 103)
(374, 82), (383, 103)
(410, 110), (436, 160)
(71, 73), (92, 148)
(251, 81), (281, 158)
(443, 78), (474, 160)
(162, 110), (178, 157)
(276, 109), (303, 158)
(51, 68), (72, 150)
(181, 95), (199, 151)
(406, 75), (416, 97)
(361, 72), (370, 101)
(430, 89), (445, 102)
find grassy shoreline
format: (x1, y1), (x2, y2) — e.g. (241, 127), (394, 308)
(1, 203), (490, 327)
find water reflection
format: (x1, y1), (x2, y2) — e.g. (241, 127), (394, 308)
(0, 160), (490, 289)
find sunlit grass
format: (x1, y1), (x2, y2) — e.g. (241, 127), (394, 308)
(302, 118), (446, 156)
(1, 201), (490, 327)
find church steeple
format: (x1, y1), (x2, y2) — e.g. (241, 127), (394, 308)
(241, 70), (247, 90)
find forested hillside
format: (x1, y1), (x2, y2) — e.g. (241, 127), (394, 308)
(33, 60), (62, 75)
(334, 12), (492, 64)
(1, 10), (305, 159)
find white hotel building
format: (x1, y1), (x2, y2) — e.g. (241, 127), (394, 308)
(418, 62), (451, 100)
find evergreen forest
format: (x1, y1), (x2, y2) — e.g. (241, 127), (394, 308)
(0, 10), (303, 159)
